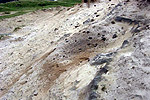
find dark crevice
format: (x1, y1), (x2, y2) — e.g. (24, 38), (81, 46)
(88, 64), (109, 100)
(88, 52), (116, 100)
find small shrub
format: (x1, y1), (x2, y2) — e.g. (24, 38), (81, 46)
(0, 35), (4, 40)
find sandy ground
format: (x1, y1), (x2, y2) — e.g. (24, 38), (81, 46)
(0, 0), (150, 100)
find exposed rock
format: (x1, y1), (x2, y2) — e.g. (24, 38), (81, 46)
(0, 0), (150, 100)
(89, 52), (115, 65)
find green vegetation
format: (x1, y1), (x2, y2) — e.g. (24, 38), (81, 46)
(0, 0), (81, 19)
(0, 11), (26, 19)
(0, 35), (4, 40)
(0, 34), (10, 40)
(59, 0), (81, 4)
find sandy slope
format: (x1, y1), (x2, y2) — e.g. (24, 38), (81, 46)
(0, 0), (150, 100)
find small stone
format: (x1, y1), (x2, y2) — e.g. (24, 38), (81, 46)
(86, 31), (90, 33)
(20, 64), (24, 66)
(121, 40), (129, 48)
(111, 21), (115, 24)
(75, 26), (79, 28)
(87, 43), (91, 46)
(97, 33), (100, 36)
(79, 48), (82, 51)
(65, 39), (69, 43)
(54, 28), (58, 31)
(112, 34), (118, 38)
(96, 15), (99, 17)
(101, 37), (106, 41)
(91, 19), (94, 22)
(64, 33), (70, 37)
(101, 68), (108, 74)
(88, 37), (93, 39)
(101, 85), (106, 91)
(94, 12), (97, 14)
(94, 43), (98, 47)
(17, 20), (22, 22)
(83, 19), (90, 24)
(0, 88), (4, 91)
(33, 90), (38, 96)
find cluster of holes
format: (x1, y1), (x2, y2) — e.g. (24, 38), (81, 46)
(53, 23), (121, 62)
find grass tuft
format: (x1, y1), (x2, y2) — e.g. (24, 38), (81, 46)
(0, 0), (81, 19)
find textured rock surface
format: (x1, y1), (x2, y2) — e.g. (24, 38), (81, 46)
(0, 0), (150, 100)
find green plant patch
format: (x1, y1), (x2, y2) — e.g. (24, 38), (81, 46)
(0, 11), (26, 19)
(0, 0), (81, 19)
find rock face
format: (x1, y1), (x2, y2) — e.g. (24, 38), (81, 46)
(0, 0), (150, 100)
